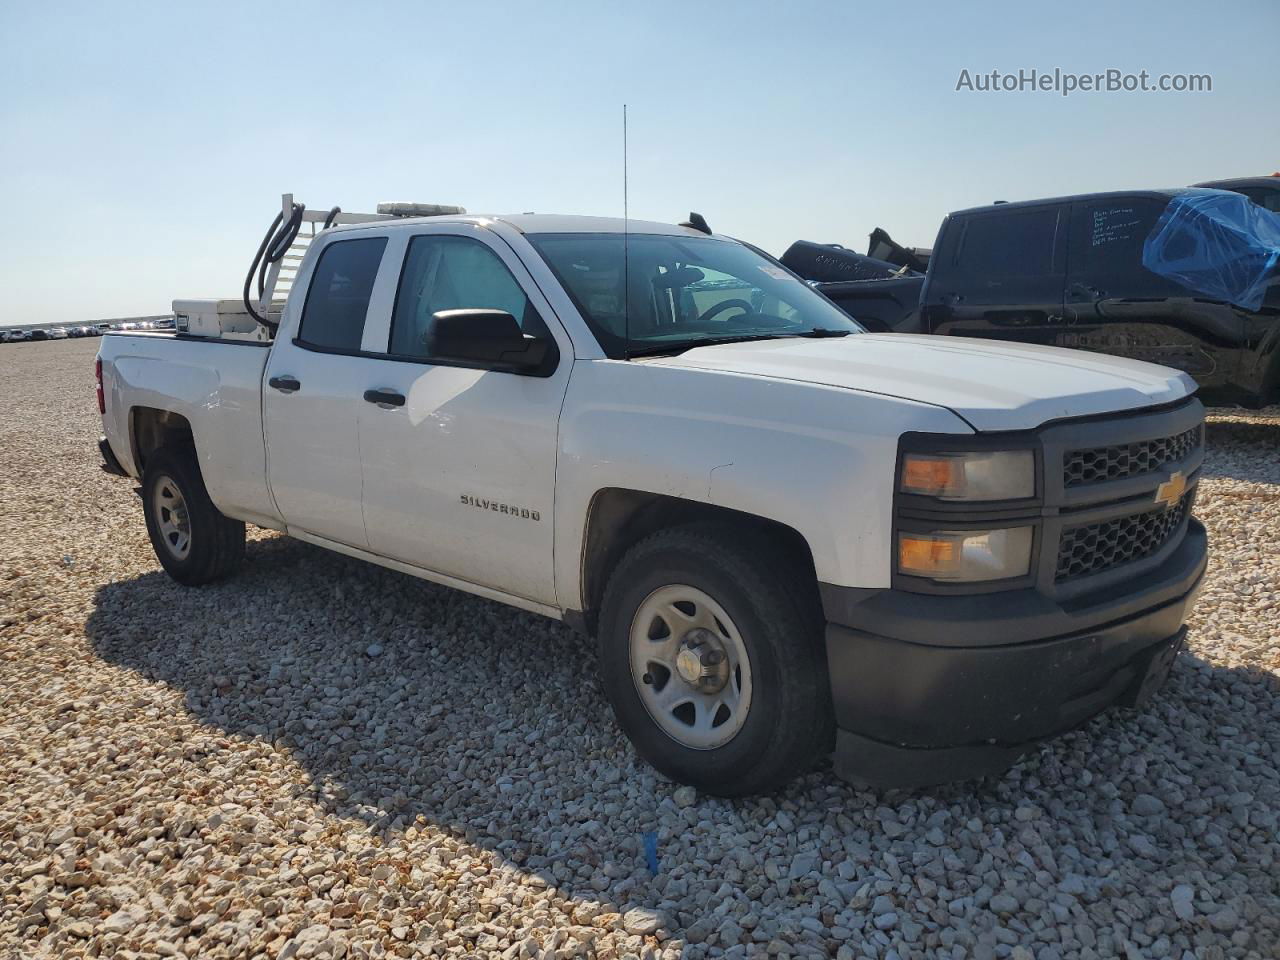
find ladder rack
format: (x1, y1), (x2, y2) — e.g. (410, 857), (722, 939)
(255, 193), (465, 319)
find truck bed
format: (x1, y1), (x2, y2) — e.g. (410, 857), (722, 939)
(98, 331), (279, 528)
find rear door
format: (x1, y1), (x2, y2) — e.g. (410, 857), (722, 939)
(354, 225), (572, 606)
(922, 204), (1067, 344)
(1064, 195), (1245, 390)
(262, 233), (391, 548)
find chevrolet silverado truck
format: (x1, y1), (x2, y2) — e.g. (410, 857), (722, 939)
(96, 201), (1209, 794)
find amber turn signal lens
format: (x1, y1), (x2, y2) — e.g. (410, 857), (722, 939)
(898, 534), (960, 576)
(900, 456), (962, 497)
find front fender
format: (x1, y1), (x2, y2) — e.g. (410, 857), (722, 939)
(553, 359), (970, 607)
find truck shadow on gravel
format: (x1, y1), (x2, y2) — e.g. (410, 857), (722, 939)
(84, 531), (1280, 925)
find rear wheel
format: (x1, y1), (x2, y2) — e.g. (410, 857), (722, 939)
(142, 445), (245, 585)
(598, 524), (833, 796)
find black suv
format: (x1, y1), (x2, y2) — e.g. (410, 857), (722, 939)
(1194, 175), (1280, 214)
(803, 188), (1280, 406)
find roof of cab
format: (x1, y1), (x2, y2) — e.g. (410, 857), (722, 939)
(329, 213), (719, 238)
(1193, 176), (1280, 192)
(948, 186), (1229, 218)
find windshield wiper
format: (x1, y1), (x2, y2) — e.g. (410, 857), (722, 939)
(793, 327), (854, 338)
(626, 328), (856, 359)
(626, 333), (789, 358)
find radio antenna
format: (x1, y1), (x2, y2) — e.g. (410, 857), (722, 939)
(622, 103), (630, 361)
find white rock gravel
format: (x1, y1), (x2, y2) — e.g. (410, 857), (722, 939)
(1, 338), (1277, 959)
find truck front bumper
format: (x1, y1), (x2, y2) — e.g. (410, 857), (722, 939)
(822, 518), (1207, 789)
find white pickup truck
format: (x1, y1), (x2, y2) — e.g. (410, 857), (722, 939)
(96, 204), (1208, 794)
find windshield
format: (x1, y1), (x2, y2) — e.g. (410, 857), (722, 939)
(526, 232), (863, 358)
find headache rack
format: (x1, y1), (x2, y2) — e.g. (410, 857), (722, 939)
(173, 193), (466, 342)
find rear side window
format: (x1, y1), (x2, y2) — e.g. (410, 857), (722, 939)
(1071, 198), (1169, 271)
(298, 237), (388, 350)
(389, 235), (548, 359)
(954, 208), (1061, 278)
(1240, 187), (1280, 214)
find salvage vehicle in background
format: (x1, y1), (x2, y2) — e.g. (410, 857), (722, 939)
(794, 187), (1280, 407)
(779, 240), (926, 332)
(1194, 174), (1280, 213)
(97, 195), (1207, 794)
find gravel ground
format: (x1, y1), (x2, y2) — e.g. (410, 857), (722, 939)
(1, 337), (1277, 960)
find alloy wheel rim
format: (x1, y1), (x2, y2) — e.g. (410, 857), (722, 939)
(629, 584), (753, 750)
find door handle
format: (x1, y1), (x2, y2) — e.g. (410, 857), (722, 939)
(269, 375), (301, 393)
(363, 388), (405, 408)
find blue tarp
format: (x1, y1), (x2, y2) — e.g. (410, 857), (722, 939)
(1142, 190), (1280, 310)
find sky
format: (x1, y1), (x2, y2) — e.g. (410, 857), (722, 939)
(1, 0), (1276, 326)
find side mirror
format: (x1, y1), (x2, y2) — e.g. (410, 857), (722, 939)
(429, 309), (549, 371)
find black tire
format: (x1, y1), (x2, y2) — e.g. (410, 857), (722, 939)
(597, 524), (834, 796)
(142, 444), (245, 585)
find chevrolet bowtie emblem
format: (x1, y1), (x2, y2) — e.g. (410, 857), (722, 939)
(1154, 470), (1186, 510)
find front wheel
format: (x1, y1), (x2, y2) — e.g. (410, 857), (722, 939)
(142, 444), (245, 585)
(598, 525), (833, 796)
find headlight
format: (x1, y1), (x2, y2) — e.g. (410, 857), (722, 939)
(898, 526), (1033, 581)
(900, 450), (1034, 501)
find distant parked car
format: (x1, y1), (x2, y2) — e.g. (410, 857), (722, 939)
(1194, 175), (1280, 213)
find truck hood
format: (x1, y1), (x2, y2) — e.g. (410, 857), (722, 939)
(648, 334), (1197, 432)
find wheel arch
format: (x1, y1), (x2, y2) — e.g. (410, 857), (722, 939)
(573, 488), (818, 636)
(130, 406), (195, 474)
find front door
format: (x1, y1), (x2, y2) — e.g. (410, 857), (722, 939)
(924, 204), (1067, 346)
(262, 234), (390, 548)
(356, 228), (572, 606)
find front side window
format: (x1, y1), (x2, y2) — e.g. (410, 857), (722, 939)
(390, 235), (549, 359)
(298, 237), (388, 351)
(955, 208), (1061, 278)
(526, 233), (862, 358)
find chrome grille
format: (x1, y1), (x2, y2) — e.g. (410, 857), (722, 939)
(1064, 425), (1202, 488)
(1056, 492), (1193, 582)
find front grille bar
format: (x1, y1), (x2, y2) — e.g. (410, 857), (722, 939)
(1063, 424), (1202, 489)
(1056, 491), (1194, 582)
